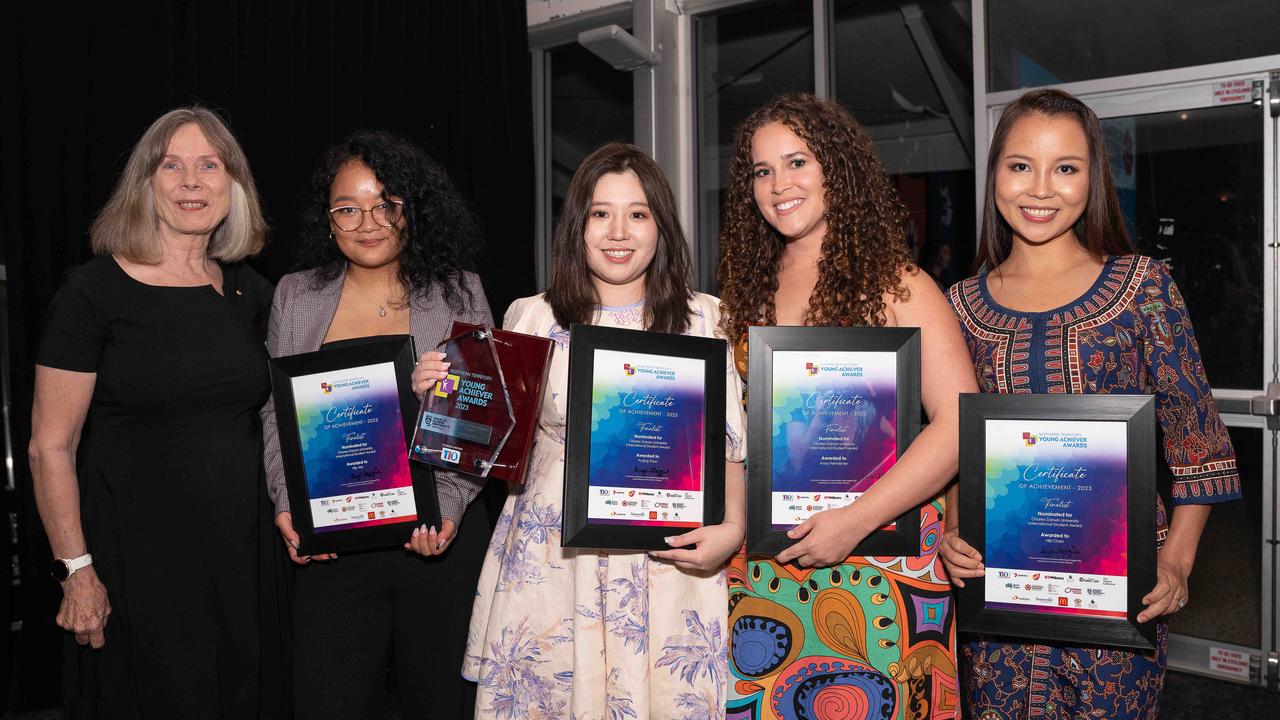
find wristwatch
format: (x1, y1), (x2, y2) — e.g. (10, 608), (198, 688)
(50, 553), (93, 582)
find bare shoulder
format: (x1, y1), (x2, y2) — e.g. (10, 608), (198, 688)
(881, 265), (951, 326)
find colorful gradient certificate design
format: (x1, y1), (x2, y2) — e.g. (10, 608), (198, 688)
(769, 350), (897, 529)
(290, 362), (417, 532)
(585, 349), (706, 528)
(983, 419), (1128, 617)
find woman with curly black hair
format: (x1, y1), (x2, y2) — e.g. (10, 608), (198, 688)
(717, 94), (976, 718)
(261, 129), (493, 718)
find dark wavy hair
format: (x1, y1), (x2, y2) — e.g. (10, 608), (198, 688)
(716, 93), (912, 342)
(547, 142), (693, 334)
(294, 129), (480, 312)
(977, 88), (1134, 271)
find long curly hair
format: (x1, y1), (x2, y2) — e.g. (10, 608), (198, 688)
(717, 93), (912, 341)
(294, 129), (480, 313)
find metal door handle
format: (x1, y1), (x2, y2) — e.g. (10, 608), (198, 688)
(1250, 382), (1280, 429)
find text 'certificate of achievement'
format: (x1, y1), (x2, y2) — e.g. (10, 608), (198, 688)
(769, 350), (898, 529)
(585, 348), (706, 528)
(983, 419), (1128, 617)
(290, 363), (418, 532)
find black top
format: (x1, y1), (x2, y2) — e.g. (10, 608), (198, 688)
(37, 254), (285, 718)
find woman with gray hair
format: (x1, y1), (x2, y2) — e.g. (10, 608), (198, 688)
(29, 107), (285, 718)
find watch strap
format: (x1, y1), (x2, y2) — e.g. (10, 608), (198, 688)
(63, 553), (93, 573)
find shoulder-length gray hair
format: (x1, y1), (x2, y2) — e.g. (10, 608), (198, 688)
(90, 107), (267, 263)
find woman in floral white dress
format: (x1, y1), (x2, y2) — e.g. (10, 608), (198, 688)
(462, 143), (747, 719)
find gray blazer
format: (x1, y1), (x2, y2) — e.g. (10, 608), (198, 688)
(261, 265), (493, 524)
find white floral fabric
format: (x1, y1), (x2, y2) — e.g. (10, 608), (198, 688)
(464, 293), (747, 720)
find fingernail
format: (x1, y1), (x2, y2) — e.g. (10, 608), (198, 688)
(429, 526), (437, 534)
(663, 536), (675, 544)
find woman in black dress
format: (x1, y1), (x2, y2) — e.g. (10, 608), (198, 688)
(30, 107), (286, 718)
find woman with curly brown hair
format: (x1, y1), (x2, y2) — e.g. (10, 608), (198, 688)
(718, 93), (975, 719)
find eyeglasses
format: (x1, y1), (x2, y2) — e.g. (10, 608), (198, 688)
(328, 200), (404, 231)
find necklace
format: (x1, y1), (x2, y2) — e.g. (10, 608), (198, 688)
(345, 278), (398, 318)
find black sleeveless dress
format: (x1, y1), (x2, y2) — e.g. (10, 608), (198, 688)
(37, 255), (287, 719)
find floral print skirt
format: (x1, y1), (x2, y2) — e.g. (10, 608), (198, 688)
(465, 438), (731, 719)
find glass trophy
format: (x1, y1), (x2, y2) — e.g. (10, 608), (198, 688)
(410, 328), (516, 477)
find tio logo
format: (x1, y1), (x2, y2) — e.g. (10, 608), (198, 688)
(441, 446), (462, 464)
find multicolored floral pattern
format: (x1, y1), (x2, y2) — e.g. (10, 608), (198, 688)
(726, 500), (960, 720)
(465, 294), (747, 719)
(947, 254), (1241, 719)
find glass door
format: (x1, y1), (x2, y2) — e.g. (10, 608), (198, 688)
(1001, 72), (1280, 687)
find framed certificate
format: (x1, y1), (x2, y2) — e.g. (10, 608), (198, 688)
(956, 394), (1157, 650)
(745, 326), (921, 556)
(562, 324), (727, 551)
(268, 335), (441, 555)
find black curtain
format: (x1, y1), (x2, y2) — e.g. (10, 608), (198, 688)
(1, 1), (535, 709)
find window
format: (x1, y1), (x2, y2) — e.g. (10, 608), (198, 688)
(987, 0), (1280, 91)
(694, 0), (814, 290)
(549, 42), (635, 228)
(833, 0), (975, 287)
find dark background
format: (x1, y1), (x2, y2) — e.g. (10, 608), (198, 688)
(0, 1), (535, 709)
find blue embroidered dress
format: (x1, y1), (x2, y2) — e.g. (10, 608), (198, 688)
(946, 254), (1241, 719)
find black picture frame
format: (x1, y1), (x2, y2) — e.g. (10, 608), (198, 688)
(268, 335), (441, 555)
(745, 326), (922, 556)
(957, 393), (1157, 650)
(562, 324), (727, 551)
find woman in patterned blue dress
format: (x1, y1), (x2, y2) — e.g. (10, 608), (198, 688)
(941, 89), (1241, 719)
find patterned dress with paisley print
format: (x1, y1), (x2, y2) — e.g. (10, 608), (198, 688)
(465, 293), (747, 720)
(946, 254), (1241, 720)
(726, 331), (961, 719)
